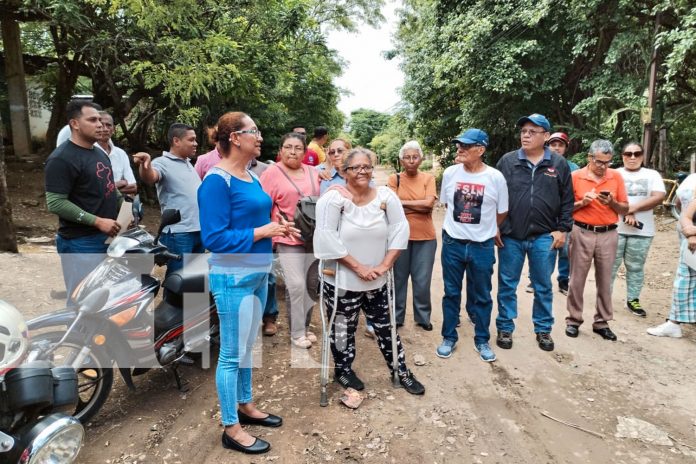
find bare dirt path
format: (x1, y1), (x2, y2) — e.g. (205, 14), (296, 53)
(2, 165), (696, 463)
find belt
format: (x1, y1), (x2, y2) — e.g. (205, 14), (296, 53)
(574, 221), (617, 233)
(443, 231), (488, 245)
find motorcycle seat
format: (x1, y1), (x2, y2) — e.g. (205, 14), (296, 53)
(162, 254), (209, 295)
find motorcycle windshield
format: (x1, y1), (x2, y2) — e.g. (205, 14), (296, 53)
(73, 258), (143, 307)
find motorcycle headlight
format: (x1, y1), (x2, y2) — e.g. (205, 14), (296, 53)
(18, 414), (84, 464)
(107, 236), (140, 258)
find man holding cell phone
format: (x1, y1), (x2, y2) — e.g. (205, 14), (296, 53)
(566, 140), (629, 342)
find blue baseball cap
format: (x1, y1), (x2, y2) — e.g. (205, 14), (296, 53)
(516, 113), (551, 132)
(452, 128), (489, 147)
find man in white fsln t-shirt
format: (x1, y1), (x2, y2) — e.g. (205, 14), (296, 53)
(611, 142), (665, 317)
(436, 128), (509, 363)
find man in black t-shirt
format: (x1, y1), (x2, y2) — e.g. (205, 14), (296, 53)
(45, 100), (120, 304)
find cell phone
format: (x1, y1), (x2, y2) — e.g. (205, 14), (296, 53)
(624, 217), (644, 229)
(599, 190), (610, 196)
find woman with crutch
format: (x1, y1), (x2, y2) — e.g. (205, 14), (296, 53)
(314, 147), (425, 395)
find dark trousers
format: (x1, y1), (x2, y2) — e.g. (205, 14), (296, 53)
(393, 239), (437, 325)
(56, 233), (109, 305)
(322, 282), (407, 376)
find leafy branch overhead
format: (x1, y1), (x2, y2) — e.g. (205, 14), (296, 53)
(2, 0), (385, 154)
(393, 0), (696, 169)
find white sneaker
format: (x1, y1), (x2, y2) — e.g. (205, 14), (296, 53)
(647, 321), (682, 338)
(291, 335), (312, 348)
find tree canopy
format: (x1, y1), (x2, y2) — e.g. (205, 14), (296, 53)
(1, 0), (384, 157)
(393, 0), (696, 170)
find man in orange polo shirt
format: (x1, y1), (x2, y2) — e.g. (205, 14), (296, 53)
(566, 140), (629, 341)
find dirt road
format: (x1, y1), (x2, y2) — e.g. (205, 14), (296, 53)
(2, 165), (695, 463)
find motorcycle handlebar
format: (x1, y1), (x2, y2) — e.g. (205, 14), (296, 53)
(154, 251), (182, 267)
(161, 251), (182, 261)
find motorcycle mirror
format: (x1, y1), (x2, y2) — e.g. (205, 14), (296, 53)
(154, 209), (181, 244)
(77, 288), (110, 315)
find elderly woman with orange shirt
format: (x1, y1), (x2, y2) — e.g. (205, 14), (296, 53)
(387, 141), (437, 330)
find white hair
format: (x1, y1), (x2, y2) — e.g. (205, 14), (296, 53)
(399, 140), (423, 159)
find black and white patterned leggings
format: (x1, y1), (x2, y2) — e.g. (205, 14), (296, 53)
(322, 282), (408, 376)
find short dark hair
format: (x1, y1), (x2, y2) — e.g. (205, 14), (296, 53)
(313, 126), (328, 139)
(291, 126), (306, 133)
(168, 123), (195, 147)
(279, 132), (307, 151)
(66, 100), (102, 122)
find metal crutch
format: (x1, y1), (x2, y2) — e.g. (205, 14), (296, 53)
(319, 261), (339, 407)
(379, 200), (401, 388)
(386, 268), (401, 388)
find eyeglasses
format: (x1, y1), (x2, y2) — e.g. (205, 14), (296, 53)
(345, 165), (373, 173)
(402, 156), (421, 161)
(235, 129), (262, 138)
(455, 142), (480, 151)
(519, 129), (546, 136)
(328, 148), (346, 156)
(622, 150), (643, 158)
(282, 145), (304, 153)
(591, 156), (612, 167)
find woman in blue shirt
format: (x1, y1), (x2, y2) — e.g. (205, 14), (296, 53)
(198, 111), (298, 455)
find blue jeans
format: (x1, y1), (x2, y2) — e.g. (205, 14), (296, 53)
(160, 231), (205, 277)
(209, 267), (267, 426)
(441, 232), (495, 345)
(496, 234), (555, 334)
(56, 233), (109, 305)
(264, 272), (278, 319)
(554, 239), (570, 283)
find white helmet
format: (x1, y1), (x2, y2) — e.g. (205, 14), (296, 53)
(0, 300), (30, 377)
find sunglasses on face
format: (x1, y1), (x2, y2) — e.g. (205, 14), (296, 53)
(455, 142), (479, 151)
(622, 150), (643, 158)
(328, 148), (346, 156)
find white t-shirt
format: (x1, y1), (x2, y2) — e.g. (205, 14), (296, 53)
(96, 141), (136, 185)
(677, 173), (696, 213)
(616, 167), (665, 237)
(56, 125), (71, 146)
(314, 186), (409, 291)
(439, 164), (509, 241)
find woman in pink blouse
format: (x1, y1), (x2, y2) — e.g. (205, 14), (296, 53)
(260, 133), (321, 348)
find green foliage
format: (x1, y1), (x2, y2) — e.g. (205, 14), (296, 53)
(369, 110), (413, 169)
(349, 108), (390, 147)
(5, 0), (383, 154)
(394, 0), (696, 170)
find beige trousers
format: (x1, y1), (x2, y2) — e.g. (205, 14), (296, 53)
(566, 225), (618, 329)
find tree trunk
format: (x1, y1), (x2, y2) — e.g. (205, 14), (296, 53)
(1, 16), (32, 159)
(0, 114), (19, 253)
(45, 26), (79, 153)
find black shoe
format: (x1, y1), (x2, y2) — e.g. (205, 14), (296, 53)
(627, 299), (647, 317)
(237, 410), (283, 427)
(536, 332), (555, 351)
(559, 280), (569, 296)
(496, 331), (513, 349)
(416, 322), (433, 331)
(334, 369), (365, 391)
(592, 327), (617, 341)
(222, 431), (271, 454)
(396, 322), (404, 328)
(565, 325), (579, 338)
(398, 370), (425, 395)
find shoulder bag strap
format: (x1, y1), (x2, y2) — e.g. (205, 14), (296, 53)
(275, 164), (303, 196)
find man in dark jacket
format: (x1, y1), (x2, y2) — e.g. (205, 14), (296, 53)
(495, 114), (574, 352)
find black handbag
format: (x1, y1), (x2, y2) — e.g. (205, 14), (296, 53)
(276, 165), (319, 244)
